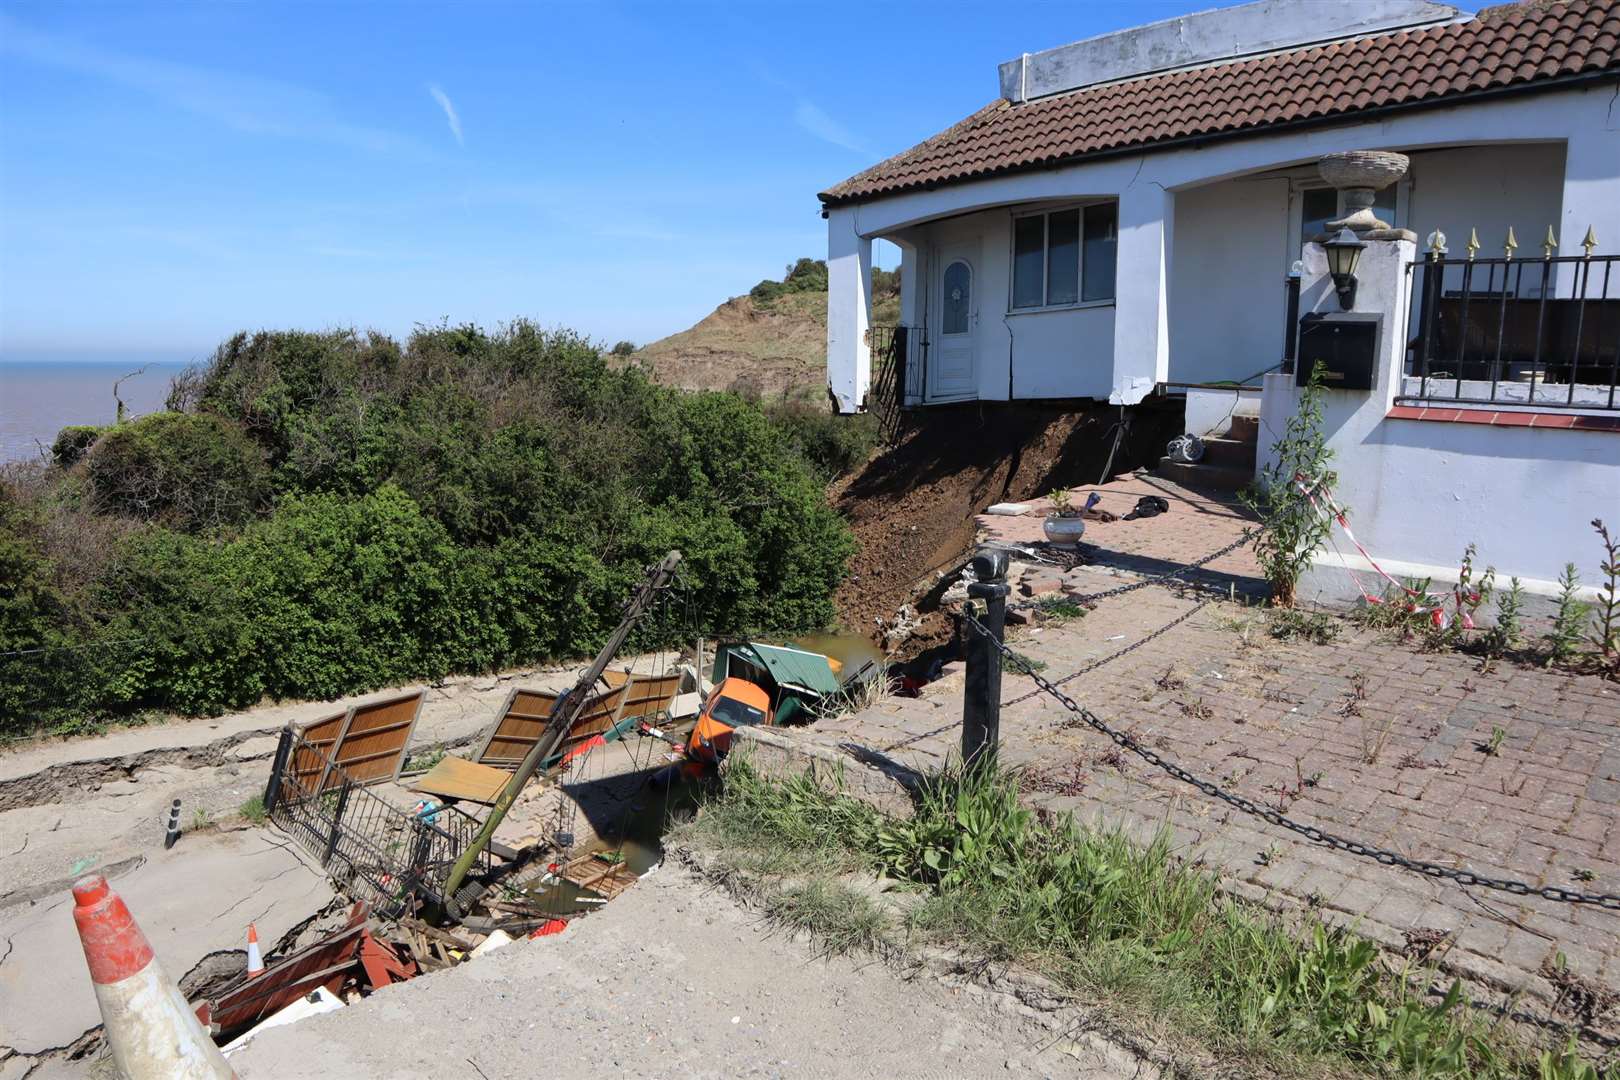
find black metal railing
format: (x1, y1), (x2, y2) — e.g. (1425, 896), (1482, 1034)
(264, 729), (494, 917)
(1404, 252), (1619, 410)
(868, 324), (926, 441)
(1282, 273), (1301, 375)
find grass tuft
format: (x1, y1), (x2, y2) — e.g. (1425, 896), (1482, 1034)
(681, 757), (1610, 1079)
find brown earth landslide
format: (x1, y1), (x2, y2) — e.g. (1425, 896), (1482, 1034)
(830, 400), (1181, 655)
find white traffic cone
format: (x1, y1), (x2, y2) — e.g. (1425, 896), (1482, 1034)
(71, 875), (235, 1080)
(244, 923), (264, 979)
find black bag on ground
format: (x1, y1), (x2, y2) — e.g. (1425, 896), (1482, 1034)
(1122, 496), (1170, 521)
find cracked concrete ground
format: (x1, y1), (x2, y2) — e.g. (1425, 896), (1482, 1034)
(0, 657), (675, 1073)
(229, 860), (1145, 1080)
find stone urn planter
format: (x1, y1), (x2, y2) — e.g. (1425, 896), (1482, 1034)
(1042, 489), (1086, 548)
(1316, 150), (1409, 236)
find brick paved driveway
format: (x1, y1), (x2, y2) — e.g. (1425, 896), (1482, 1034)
(804, 475), (1620, 1015)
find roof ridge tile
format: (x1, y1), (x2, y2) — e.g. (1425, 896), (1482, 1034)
(821, 0), (1620, 204)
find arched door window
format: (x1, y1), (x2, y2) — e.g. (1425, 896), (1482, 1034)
(942, 260), (972, 335)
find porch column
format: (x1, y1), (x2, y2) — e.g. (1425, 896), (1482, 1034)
(1111, 184), (1173, 405)
(1555, 127), (1619, 296)
(827, 206), (873, 414)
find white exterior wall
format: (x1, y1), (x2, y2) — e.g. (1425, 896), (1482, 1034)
(827, 83), (1619, 412)
(902, 208), (1118, 402)
(1257, 236), (1620, 598)
(1403, 143), (1568, 256)
(1169, 176), (1292, 386)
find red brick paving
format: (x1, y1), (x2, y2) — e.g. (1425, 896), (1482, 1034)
(802, 476), (1620, 1014)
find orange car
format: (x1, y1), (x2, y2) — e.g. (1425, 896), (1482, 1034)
(686, 677), (772, 763)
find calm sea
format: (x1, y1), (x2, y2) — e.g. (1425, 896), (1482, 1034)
(0, 361), (190, 463)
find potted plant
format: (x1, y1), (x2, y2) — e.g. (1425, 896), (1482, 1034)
(1043, 488), (1086, 548)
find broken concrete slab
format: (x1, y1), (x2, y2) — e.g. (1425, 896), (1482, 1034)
(0, 828), (333, 1057)
(227, 736), (285, 763)
(1018, 569), (1066, 599)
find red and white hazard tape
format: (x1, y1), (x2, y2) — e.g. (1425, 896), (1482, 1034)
(1294, 473), (1479, 630)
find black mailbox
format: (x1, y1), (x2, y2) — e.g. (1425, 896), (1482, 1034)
(1296, 313), (1378, 391)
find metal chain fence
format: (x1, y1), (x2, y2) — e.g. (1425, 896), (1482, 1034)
(963, 606), (1620, 912)
(1000, 597), (1213, 707)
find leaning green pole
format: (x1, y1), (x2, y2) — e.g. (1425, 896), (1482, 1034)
(443, 550), (682, 917)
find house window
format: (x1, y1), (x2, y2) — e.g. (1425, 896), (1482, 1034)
(1011, 202), (1117, 309)
(1299, 185), (1397, 245)
(1300, 186), (1338, 243)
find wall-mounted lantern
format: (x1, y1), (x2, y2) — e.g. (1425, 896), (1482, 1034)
(1322, 228), (1367, 310)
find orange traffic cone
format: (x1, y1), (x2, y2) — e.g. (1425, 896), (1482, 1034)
(72, 875), (235, 1079)
(245, 923), (264, 978)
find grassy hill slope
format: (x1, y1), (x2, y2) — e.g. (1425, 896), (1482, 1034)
(632, 259), (899, 401)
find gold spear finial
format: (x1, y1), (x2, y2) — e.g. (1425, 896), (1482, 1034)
(1426, 228), (1448, 259)
(1543, 225), (1558, 259)
(1582, 225), (1599, 257)
(1504, 226), (1518, 259)
(1466, 228), (1481, 260)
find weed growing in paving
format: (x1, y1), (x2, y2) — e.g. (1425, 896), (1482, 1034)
(999, 649), (1046, 674)
(682, 758), (1608, 1078)
(1243, 370), (1336, 608)
(238, 795), (267, 824)
(1266, 607), (1341, 645)
(1549, 564), (1592, 664)
(1032, 596), (1088, 623)
(1591, 519), (1620, 667)
(1485, 577), (1526, 659)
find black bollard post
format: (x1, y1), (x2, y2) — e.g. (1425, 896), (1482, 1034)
(962, 549), (1009, 768)
(262, 727), (293, 816)
(163, 798), (182, 849)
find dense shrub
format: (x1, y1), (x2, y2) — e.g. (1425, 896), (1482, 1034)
(749, 257), (830, 306)
(760, 399), (879, 482)
(51, 425), (106, 468)
(85, 412), (270, 529)
(0, 487), (73, 726)
(3, 320), (854, 734)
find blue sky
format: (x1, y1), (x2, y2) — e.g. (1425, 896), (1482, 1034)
(0, 1), (1468, 364)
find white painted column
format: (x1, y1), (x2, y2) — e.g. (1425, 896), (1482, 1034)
(826, 207), (873, 414)
(1555, 126), (1620, 297)
(1111, 184), (1173, 404)
(1557, 127), (1620, 262)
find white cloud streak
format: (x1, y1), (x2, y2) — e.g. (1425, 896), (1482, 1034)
(427, 84), (463, 147)
(793, 101), (869, 154)
(0, 13), (426, 158)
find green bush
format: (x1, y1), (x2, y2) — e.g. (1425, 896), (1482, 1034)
(2, 320), (854, 734)
(51, 425), (106, 468)
(750, 257), (829, 306)
(761, 400), (878, 482)
(85, 412), (269, 529)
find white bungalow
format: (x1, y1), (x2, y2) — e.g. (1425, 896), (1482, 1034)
(822, 0), (1619, 416)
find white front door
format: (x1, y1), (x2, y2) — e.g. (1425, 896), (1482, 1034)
(929, 244), (977, 400)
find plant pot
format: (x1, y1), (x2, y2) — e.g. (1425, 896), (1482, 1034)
(1043, 514), (1086, 548)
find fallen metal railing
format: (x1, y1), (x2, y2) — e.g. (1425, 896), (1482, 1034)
(263, 729), (494, 918)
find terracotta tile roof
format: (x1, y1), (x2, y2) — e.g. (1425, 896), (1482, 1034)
(820, 0), (1620, 206)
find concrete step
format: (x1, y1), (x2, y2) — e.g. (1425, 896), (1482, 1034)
(1199, 435), (1257, 468)
(1227, 414), (1260, 442)
(1156, 456), (1254, 492)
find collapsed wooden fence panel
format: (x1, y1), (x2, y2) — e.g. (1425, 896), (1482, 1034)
(472, 672), (681, 770)
(289, 690), (425, 793)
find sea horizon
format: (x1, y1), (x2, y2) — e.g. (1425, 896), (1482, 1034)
(0, 358), (191, 463)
